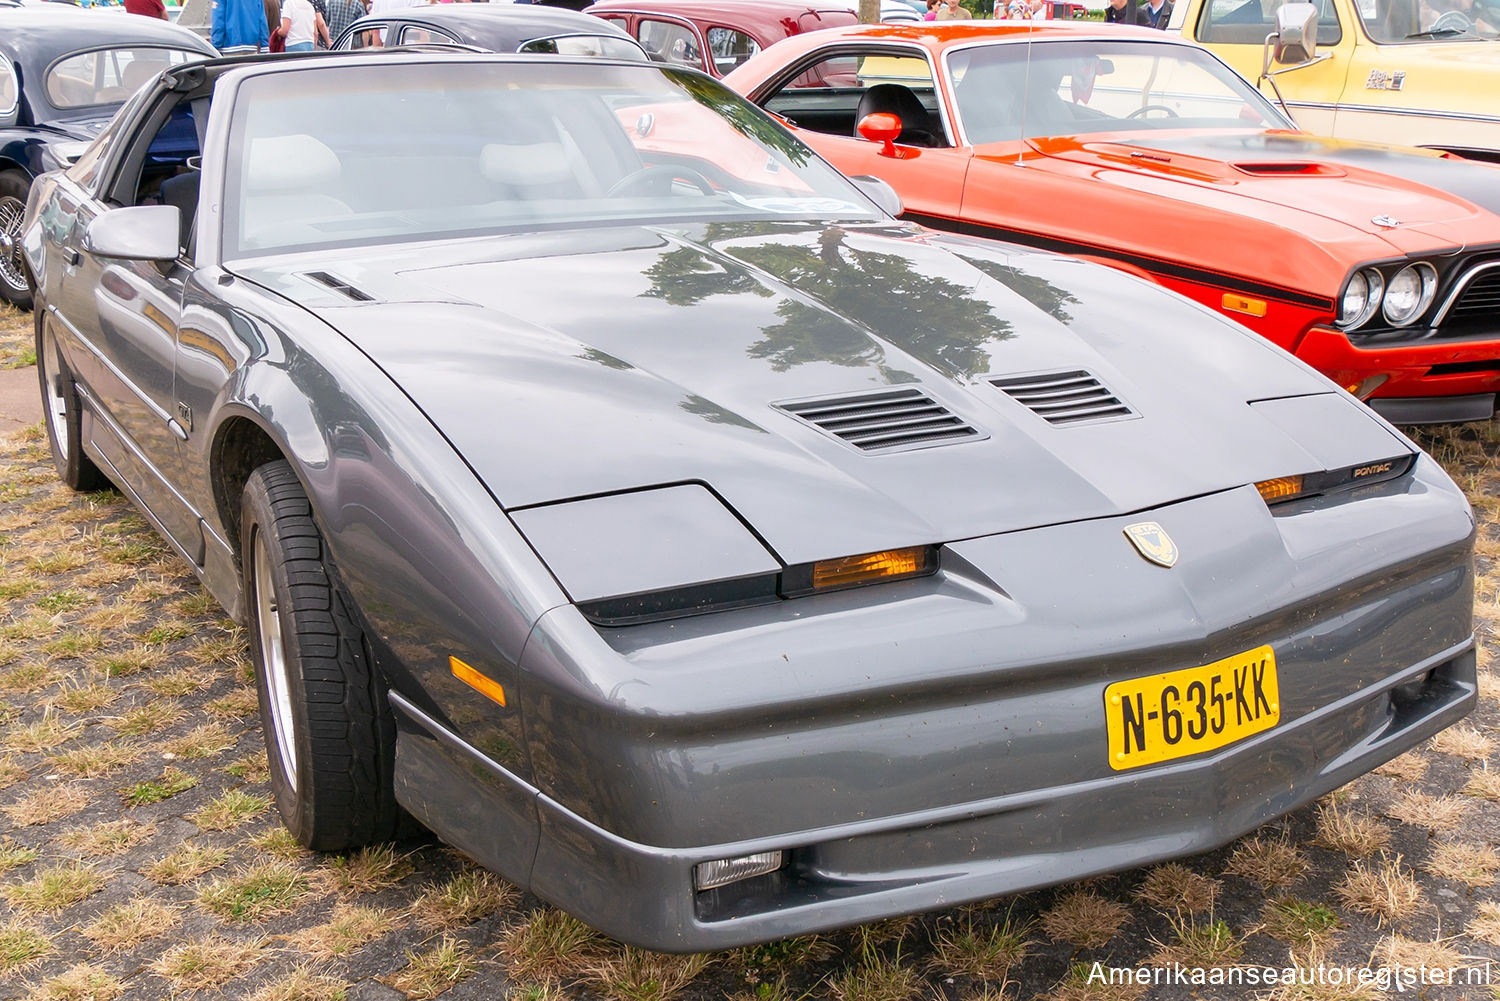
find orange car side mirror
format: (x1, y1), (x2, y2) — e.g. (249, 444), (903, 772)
(857, 113), (902, 157)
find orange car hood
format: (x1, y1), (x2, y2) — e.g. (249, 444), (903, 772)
(1026, 130), (1500, 255)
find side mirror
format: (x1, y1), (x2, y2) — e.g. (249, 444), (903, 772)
(857, 112), (902, 157)
(83, 205), (180, 262)
(1272, 2), (1319, 64)
(849, 175), (903, 218)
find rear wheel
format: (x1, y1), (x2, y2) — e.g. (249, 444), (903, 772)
(242, 460), (403, 851)
(35, 315), (108, 492)
(0, 171), (33, 310)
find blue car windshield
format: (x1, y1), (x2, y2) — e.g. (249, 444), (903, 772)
(222, 60), (881, 259)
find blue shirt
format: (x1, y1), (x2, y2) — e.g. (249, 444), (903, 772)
(213, 0), (270, 51)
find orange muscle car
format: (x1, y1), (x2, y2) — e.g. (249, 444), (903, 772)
(725, 22), (1500, 423)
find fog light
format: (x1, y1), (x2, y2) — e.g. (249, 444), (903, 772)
(694, 851), (784, 891)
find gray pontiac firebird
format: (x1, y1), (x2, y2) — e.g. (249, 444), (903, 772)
(21, 51), (1477, 951)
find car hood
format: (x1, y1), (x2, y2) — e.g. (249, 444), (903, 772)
(235, 220), (1387, 564)
(1026, 130), (1500, 252)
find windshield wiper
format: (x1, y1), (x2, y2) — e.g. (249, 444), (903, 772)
(1405, 27), (1470, 37)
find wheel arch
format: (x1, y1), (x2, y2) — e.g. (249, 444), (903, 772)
(209, 411), (292, 564)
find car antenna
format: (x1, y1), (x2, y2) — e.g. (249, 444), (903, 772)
(1018, 14), (1035, 166)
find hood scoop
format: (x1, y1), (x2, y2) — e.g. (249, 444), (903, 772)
(776, 387), (982, 454)
(990, 371), (1136, 426)
(1232, 161), (1342, 177)
(301, 271), (376, 302)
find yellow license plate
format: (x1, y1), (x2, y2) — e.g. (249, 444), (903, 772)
(1105, 645), (1279, 771)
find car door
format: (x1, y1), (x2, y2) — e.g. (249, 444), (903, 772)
(61, 93), (206, 563)
(754, 46), (970, 221)
(1190, 0), (1355, 135)
(635, 16), (710, 73)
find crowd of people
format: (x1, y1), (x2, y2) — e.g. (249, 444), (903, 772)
(915, 0), (1175, 24)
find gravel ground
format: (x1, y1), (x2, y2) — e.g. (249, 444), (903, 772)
(0, 301), (1498, 1001)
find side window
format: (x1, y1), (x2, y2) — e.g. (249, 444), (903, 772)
(705, 27), (760, 75)
(0, 60), (16, 121)
(761, 51), (945, 146)
(1195, 0), (1342, 44)
(343, 22), (388, 48)
(399, 25), (458, 45)
(109, 97), (203, 256)
(637, 19), (702, 68)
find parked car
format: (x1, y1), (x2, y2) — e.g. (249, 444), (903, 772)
(23, 48), (1476, 950)
(725, 22), (1500, 424)
(1172, 0), (1500, 161)
(0, 9), (214, 307)
(332, 2), (648, 58)
(585, 0), (857, 76)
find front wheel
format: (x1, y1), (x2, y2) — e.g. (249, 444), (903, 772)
(242, 460), (403, 851)
(36, 314), (108, 492)
(0, 171), (34, 310)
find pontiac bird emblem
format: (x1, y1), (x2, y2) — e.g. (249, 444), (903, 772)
(1372, 214), (1401, 228)
(1124, 521), (1179, 568)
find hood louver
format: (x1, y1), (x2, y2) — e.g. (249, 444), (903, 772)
(990, 371), (1136, 426)
(302, 271), (375, 302)
(777, 387), (982, 453)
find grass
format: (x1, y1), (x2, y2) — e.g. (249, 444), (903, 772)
(1038, 890), (1129, 949)
(1261, 897), (1341, 947)
(385, 937), (479, 1000)
(189, 788), (270, 830)
(81, 898), (179, 952)
(1427, 841), (1500, 887)
(198, 859), (312, 922)
(144, 842), (230, 885)
(291, 903), (393, 959)
(826, 944), (919, 1001)
(2, 861), (106, 914)
(1135, 862), (1220, 914)
(1148, 913), (1243, 967)
(2, 782), (90, 826)
(246, 966), (348, 1001)
(110, 701), (184, 736)
(49, 739), (140, 778)
(0, 838), (38, 874)
(326, 843), (413, 894)
(1336, 855), (1426, 926)
(1385, 789), (1469, 831)
(1226, 836), (1310, 889)
(1313, 800), (1391, 856)
(413, 868), (517, 930)
(0, 919), (52, 973)
(501, 908), (604, 981)
(926, 909), (1031, 980)
(124, 765), (197, 806)
(59, 819), (154, 857)
(34, 964), (125, 1001)
(151, 935), (266, 992)
(4, 709), (79, 752)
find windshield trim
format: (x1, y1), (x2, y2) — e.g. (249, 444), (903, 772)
(43, 44), (208, 113)
(516, 32), (651, 60)
(939, 36), (1296, 146)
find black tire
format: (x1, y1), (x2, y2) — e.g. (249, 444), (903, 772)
(0, 171), (34, 311)
(241, 459), (403, 851)
(35, 312), (109, 492)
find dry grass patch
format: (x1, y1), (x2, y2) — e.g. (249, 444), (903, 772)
(1261, 897), (1340, 947)
(152, 935), (266, 992)
(5, 710), (80, 752)
(0, 754), (26, 790)
(1429, 724), (1494, 761)
(141, 666), (208, 697)
(927, 910), (1031, 980)
(58, 818), (154, 857)
(1039, 890), (1129, 949)
(291, 902), (393, 960)
(82, 897), (179, 952)
(0, 919), (52, 973)
(190, 788), (270, 831)
(49, 739), (140, 778)
(110, 701), (183, 736)
(1374, 933), (1468, 973)
(1467, 901), (1500, 946)
(1426, 841), (1500, 887)
(1313, 801), (1390, 856)
(1227, 836), (1310, 890)
(1336, 856), (1425, 926)
(251, 827), (309, 861)
(165, 720), (236, 760)
(1256, 949), (1383, 1001)
(1464, 768), (1500, 802)
(0, 838), (38, 874)
(1148, 913), (1243, 967)
(385, 936), (480, 1001)
(205, 686), (259, 719)
(2, 860), (106, 914)
(1135, 863), (1220, 915)
(144, 841), (229, 885)
(246, 966), (349, 1001)
(34, 963), (125, 1001)
(826, 944), (918, 1001)
(199, 858), (312, 923)
(1386, 789), (1468, 831)
(226, 752), (271, 784)
(326, 843), (413, 894)
(3, 782), (89, 826)
(412, 868), (517, 930)
(50, 682), (119, 715)
(500, 907), (604, 981)
(1373, 751), (1428, 781)
(0, 662), (62, 695)
(1039, 963), (1146, 1001)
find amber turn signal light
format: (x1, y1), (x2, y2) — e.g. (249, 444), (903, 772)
(810, 546), (933, 591)
(451, 656), (506, 707)
(1254, 475), (1305, 504)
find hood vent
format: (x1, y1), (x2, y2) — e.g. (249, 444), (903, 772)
(777, 387), (981, 453)
(1233, 161), (1337, 177)
(301, 271), (374, 302)
(990, 371), (1135, 426)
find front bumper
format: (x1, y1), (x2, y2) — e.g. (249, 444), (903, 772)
(1294, 326), (1500, 420)
(392, 459), (1476, 952)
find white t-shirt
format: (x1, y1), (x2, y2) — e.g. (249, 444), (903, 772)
(283, 0), (317, 45)
(368, 0), (424, 13)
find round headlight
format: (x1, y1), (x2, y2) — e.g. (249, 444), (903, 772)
(1338, 268), (1382, 329)
(1382, 263), (1437, 327)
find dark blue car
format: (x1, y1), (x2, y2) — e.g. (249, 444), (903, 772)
(0, 8), (215, 307)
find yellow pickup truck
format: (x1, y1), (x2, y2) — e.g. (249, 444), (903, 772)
(1170, 0), (1500, 161)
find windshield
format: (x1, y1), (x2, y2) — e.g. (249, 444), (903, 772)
(948, 40), (1291, 144)
(517, 34), (650, 60)
(223, 61), (881, 259)
(1357, 0), (1498, 41)
(45, 47), (202, 110)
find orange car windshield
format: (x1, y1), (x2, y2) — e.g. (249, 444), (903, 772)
(947, 40), (1291, 145)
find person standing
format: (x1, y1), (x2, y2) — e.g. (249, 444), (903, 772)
(1142, 0), (1172, 26)
(281, 0), (330, 52)
(263, 0), (281, 37)
(212, 0), (271, 53)
(1105, 0), (1144, 22)
(124, 0), (168, 19)
(324, 0), (366, 43)
(935, 0), (972, 19)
